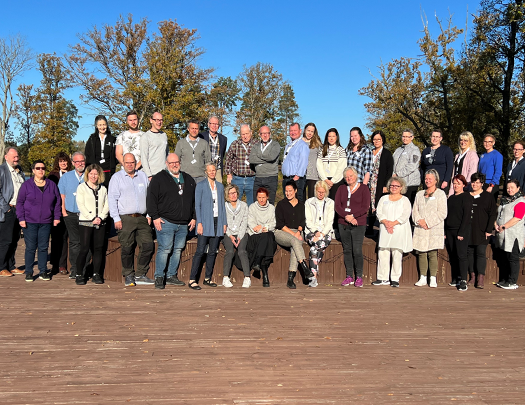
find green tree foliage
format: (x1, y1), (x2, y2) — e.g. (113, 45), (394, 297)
(28, 54), (78, 168)
(14, 84), (38, 147)
(208, 76), (241, 133)
(272, 83), (300, 147)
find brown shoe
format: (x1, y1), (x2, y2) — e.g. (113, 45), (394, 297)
(59, 267), (69, 275)
(476, 274), (484, 289)
(11, 269), (25, 275)
(467, 272), (476, 286)
(0, 269), (14, 277)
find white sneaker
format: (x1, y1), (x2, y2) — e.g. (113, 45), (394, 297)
(242, 277), (251, 288)
(222, 276), (233, 288)
(415, 275), (427, 286)
(309, 277), (318, 288)
(429, 276), (437, 288)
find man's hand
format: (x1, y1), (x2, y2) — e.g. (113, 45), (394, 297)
(227, 174), (232, 184)
(293, 175), (299, 181)
(153, 217), (164, 231)
(441, 181), (448, 189)
(114, 221), (123, 230)
(188, 219), (196, 231)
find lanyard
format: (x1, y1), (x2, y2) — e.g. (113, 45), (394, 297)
(346, 183), (358, 207)
(261, 140), (272, 153)
(226, 202), (241, 222)
(186, 136), (200, 158)
(315, 200), (326, 223)
(283, 139), (300, 160)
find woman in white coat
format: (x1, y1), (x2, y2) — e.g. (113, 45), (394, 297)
(372, 177), (412, 287)
(304, 180), (335, 287)
(412, 169), (448, 287)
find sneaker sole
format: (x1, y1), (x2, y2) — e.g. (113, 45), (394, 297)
(25, 278), (34, 282)
(135, 281), (155, 285)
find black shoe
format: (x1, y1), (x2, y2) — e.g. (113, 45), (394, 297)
(39, 272), (51, 281)
(25, 273), (34, 282)
(299, 261), (314, 279)
(390, 281), (400, 288)
(166, 276), (185, 286)
(287, 271), (296, 289)
(69, 271), (77, 280)
(155, 277), (165, 290)
(189, 281), (201, 290)
(203, 279), (217, 287)
(458, 280), (468, 291)
(135, 275), (155, 285)
(262, 267), (270, 287)
(251, 263), (261, 273)
(124, 274), (136, 286)
(91, 274), (104, 284)
(75, 276), (86, 285)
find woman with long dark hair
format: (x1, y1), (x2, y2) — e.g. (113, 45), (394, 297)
(48, 152), (72, 275)
(317, 128), (347, 201)
(85, 115), (117, 187)
(346, 127), (372, 186)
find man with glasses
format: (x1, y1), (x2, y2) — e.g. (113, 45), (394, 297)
(109, 153), (155, 287)
(58, 151), (88, 279)
(140, 112), (169, 180)
(224, 124), (257, 205)
(393, 129), (421, 204)
(249, 126), (281, 204)
(175, 119), (211, 184)
(0, 147), (25, 277)
(199, 116), (227, 180)
(147, 153), (196, 289)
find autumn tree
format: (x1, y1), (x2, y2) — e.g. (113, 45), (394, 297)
(28, 54), (78, 167)
(0, 34), (33, 161)
(14, 84), (39, 147)
(208, 76), (240, 134)
(271, 83), (300, 147)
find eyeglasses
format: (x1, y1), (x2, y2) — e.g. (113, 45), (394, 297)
(389, 185), (401, 188)
(260, 131), (270, 135)
(483, 140), (494, 143)
(124, 161), (136, 165)
(513, 148), (524, 152)
(73, 160), (85, 164)
(167, 161), (180, 165)
(228, 191), (238, 195)
(34, 167), (45, 170)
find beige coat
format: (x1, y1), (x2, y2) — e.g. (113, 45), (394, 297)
(412, 188), (447, 252)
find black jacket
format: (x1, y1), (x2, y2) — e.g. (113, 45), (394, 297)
(198, 131), (227, 169)
(374, 148), (394, 206)
(470, 191), (497, 245)
(147, 170), (196, 225)
(85, 133), (117, 173)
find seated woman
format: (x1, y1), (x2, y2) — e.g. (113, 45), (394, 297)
(372, 177), (412, 287)
(304, 180), (335, 287)
(274, 180), (314, 289)
(246, 188), (277, 287)
(75, 164), (109, 285)
(494, 179), (525, 290)
(222, 184), (251, 288)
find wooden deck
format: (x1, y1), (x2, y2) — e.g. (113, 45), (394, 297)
(1, 241), (525, 403)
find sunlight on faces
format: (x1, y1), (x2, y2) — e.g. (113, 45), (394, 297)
(259, 127), (271, 143)
(327, 132), (337, 145)
(33, 164), (46, 179)
(88, 169), (99, 185)
(316, 186), (327, 200)
(285, 185), (296, 200)
(206, 164), (217, 180)
(228, 189), (238, 203)
(483, 136), (495, 151)
(471, 179), (483, 192)
(166, 154), (180, 176)
(459, 137), (469, 151)
(289, 124), (301, 140)
(425, 173), (438, 189)
(304, 125), (315, 140)
(59, 159), (68, 171)
(150, 113), (163, 131)
(72, 155), (85, 173)
(345, 171), (357, 186)
(123, 154), (136, 174)
(257, 192), (268, 206)
(401, 132), (413, 145)
(240, 126), (252, 143)
(389, 181), (402, 194)
(507, 182), (520, 196)
(430, 132), (442, 146)
(453, 179), (465, 193)
(188, 123), (199, 139)
(372, 134), (383, 148)
(96, 120), (107, 135)
(513, 143), (524, 159)
(350, 130), (360, 145)
(208, 118), (219, 133)
(127, 114), (139, 130)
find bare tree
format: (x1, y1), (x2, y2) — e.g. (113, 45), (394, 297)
(0, 35), (33, 161)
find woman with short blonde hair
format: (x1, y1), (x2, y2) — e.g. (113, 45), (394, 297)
(449, 131), (479, 195)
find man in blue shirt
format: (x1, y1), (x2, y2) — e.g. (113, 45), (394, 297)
(109, 153), (155, 287)
(58, 151), (88, 279)
(281, 123), (309, 202)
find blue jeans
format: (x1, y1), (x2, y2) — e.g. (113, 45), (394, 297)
(155, 220), (188, 278)
(24, 223), (52, 275)
(232, 176), (255, 206)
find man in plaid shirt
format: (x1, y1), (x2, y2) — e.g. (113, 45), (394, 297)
(224, 124), (257, 205)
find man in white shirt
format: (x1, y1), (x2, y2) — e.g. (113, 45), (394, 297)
(116, 111), (143, 170)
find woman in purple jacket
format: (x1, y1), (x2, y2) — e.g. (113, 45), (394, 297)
(16, 160), (61, 282)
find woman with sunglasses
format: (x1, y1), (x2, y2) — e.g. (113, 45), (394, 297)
(16, 160), (61, 282)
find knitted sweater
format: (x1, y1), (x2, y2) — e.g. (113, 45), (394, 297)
(225, 201), (249, 239)
(247, 202), (276, 235)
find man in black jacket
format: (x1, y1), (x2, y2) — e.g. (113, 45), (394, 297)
(198, 116), (227, 180)
(147, 153), (196, 289)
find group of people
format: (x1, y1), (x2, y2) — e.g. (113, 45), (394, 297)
(0, 112), (521, 291)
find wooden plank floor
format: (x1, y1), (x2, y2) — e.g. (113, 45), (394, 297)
(2, 258), (525, 404)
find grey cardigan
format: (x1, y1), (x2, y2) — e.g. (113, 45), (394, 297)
(393, 142), (421, 187)
(225, 200), (249, 239)
(249, 140), (281, 177)
(195, 179), (226, 237)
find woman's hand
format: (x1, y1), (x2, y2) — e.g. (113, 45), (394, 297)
(294, 230), (303, 241)
(92, 217), (101, 226)
(19, 221), (26, 228)
(345, 214), (354, 223)
(457, 235), (464, 241)
(253, 225), (263, 233)
(417, 219), (428, 230)
(326, 180), (333, 188)
(485, 232), (492, 239)
(197, 223), (203, 235)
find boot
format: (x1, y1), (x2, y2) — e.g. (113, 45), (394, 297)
(287, 271), (296, 289)
(299, 260), (314, 279)
(467, 272), (476, 286)
(261, 266), (270, 288)
(477, 274), (484, 289)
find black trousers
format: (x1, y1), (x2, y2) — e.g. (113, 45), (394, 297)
(467, 244), (487, 276)
(305, 179), (317, 200)
(0, 207), (21, 271)
(50, 217), (68, 270)
(77, 224), (107, 277)
(500, 239), (521, 284)
(445, 229), (469, 281)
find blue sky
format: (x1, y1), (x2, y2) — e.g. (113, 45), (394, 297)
(2, 0), (479, 147)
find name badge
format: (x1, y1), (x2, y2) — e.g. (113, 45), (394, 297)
(429, 196), (436, 200)
(345, 208), (351, 212)
(474, 194), (480, 199)
(191, 159), (197, 164)
(245, 160), (250, 165)
(73, 192), (77, 196)
(179, 190), (183, 195)
(100, 159), (105, 164)
(426, 154), (432, 158)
